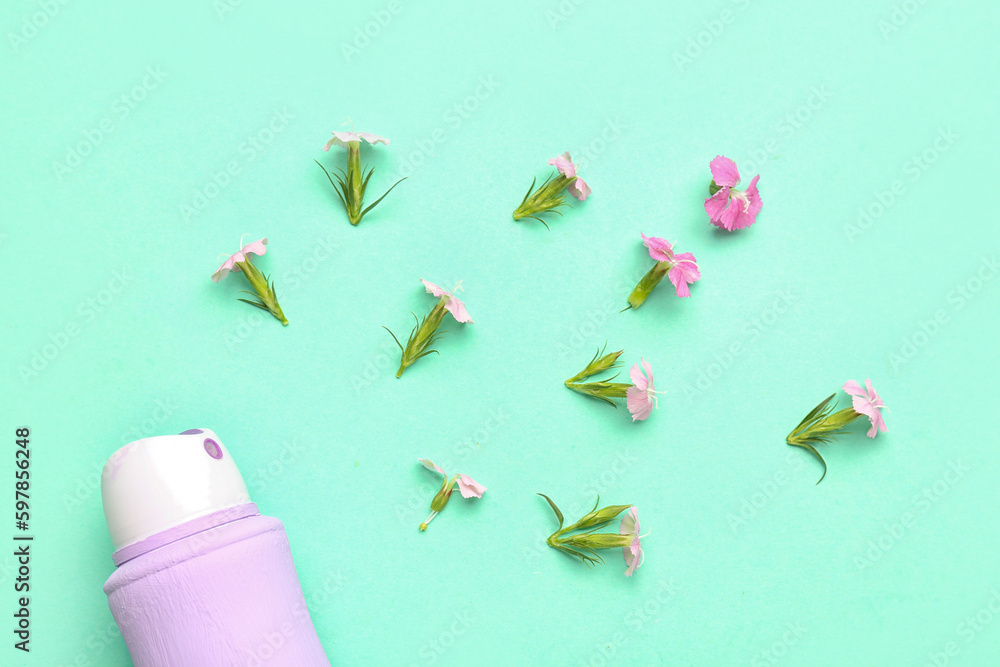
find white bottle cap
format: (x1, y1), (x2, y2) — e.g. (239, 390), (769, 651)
(101, 429), (252, 551)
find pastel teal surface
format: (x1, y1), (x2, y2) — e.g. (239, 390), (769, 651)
(2, 0), (998, 664)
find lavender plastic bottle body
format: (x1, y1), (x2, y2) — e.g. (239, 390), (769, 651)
(104, 504), (330, 667)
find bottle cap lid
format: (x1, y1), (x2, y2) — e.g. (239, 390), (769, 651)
(101, 429), (251, 551)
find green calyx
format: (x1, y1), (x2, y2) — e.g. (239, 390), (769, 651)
(626, 261), (670, 310)
(234, 259), (287, 325)
(564, 345), (631, 407)
(315, 142), (406, 226)
(538, 494), (632, 568)
(786, 393), (864, 484)
(385, 298), (450, 378)
(512, 173), (574, 227)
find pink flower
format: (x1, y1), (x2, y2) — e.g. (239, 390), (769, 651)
(619, 507), (644, 577)
(843, 379), (888, 438)
(421, 279), (473, 323)
(704, 156), (762, 231)
(641, 234), (701, 297)
(212, 238), (268, 283)
(323, 131), (390, 151)
(418, 459), (486, 498)
(548, 151), (591, 201)
(626, 359), (659, 421)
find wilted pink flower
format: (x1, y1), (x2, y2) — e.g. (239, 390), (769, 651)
(421, 279), (473, 323)
(417, 458), (486, 531)
(212, 238), (269, 283)
(619, 507), (644, 577)
(456, 474), (487, 499)
(323, 130), (390, 151)
(626, 359), (659, 421)
(843, 379), (888, 438)
(548, 151), (591, 201)
(704, 155), (762, 231)
(640, 234), (701, 298)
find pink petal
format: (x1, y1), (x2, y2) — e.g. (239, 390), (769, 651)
(421, 279), (448, 298)
(323, 138), (335, 152)
(242, 238), (268, 258)
(548, 152), (576, 178)
(668, 252), (700, 297)
(842, 380), (865, 398)
(623, 537), (643, 576)
(704, 188), (731, 226)
(619, 507), (639, 537)
(358, 132), (389, 146)
(568, 177), (590, 201)
(709, 155), (740, 187)
(628, 362), (648, 390)
(730, 176), (762, 230)
(718, 198), (741, 231)
(626, 385), (653, 421)
(444, 295), (473, 324)
(456, 474), (486, 498)
(641, 233), (674, 262)
(640, 359), (654, 391)
(418, 458), (445, 475)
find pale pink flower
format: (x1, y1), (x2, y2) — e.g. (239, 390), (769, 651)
(548, 151), (591, 201)
(456, 474), (487, 499)
(421, 279), (473, 323)
(619, 507), (644, 577)
(418, 458), (445, 475)
(626, 359), (659, 421)
(843, 379), (888, 438)
(704, 155), (762, 231)
(212, 238), (268, 283)
(641, 234), (701, 297)
(323, 131), (390, 151)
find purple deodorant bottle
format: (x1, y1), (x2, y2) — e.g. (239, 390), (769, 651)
(101, 429), (331, 666)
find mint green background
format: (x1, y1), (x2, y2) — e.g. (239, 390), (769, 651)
(3, 0), (999, 665)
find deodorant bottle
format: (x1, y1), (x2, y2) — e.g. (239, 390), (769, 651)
(101, 429), (331, 666)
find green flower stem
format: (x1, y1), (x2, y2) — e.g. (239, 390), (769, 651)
(564, 380), (632, 407)
(347, 141), (362, 223)
(235, 259), (287, 326)
(513, 174), (573, 221)
(627, 261), (669, 309)
(395, 298), (449, 377)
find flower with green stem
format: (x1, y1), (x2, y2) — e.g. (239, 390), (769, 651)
(564, 347), (661, 421)
(384, 279), (473, 378)
(537, 494), (646, 576)
(418, 459), (486, 531)
(787, 379), (889, 483)
(211, 236), (287, 326)
(512, 152), (591, 227)
(625, 234), (700, 310)
(315, 128), (405, 226)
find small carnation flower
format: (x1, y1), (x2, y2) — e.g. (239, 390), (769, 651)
(704, 156), (762, 231)
(417, 458), (486, 531)
(564, 348), (661, 422)
(538, 494), (645, 576)
(513, 151), (591, 226)
(626, 234), (701, 309)
(385, 279), (473, 378)
(212, 237), (287, 326)
(315, 125), (404, 226)
(787, 379), (889, 483)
